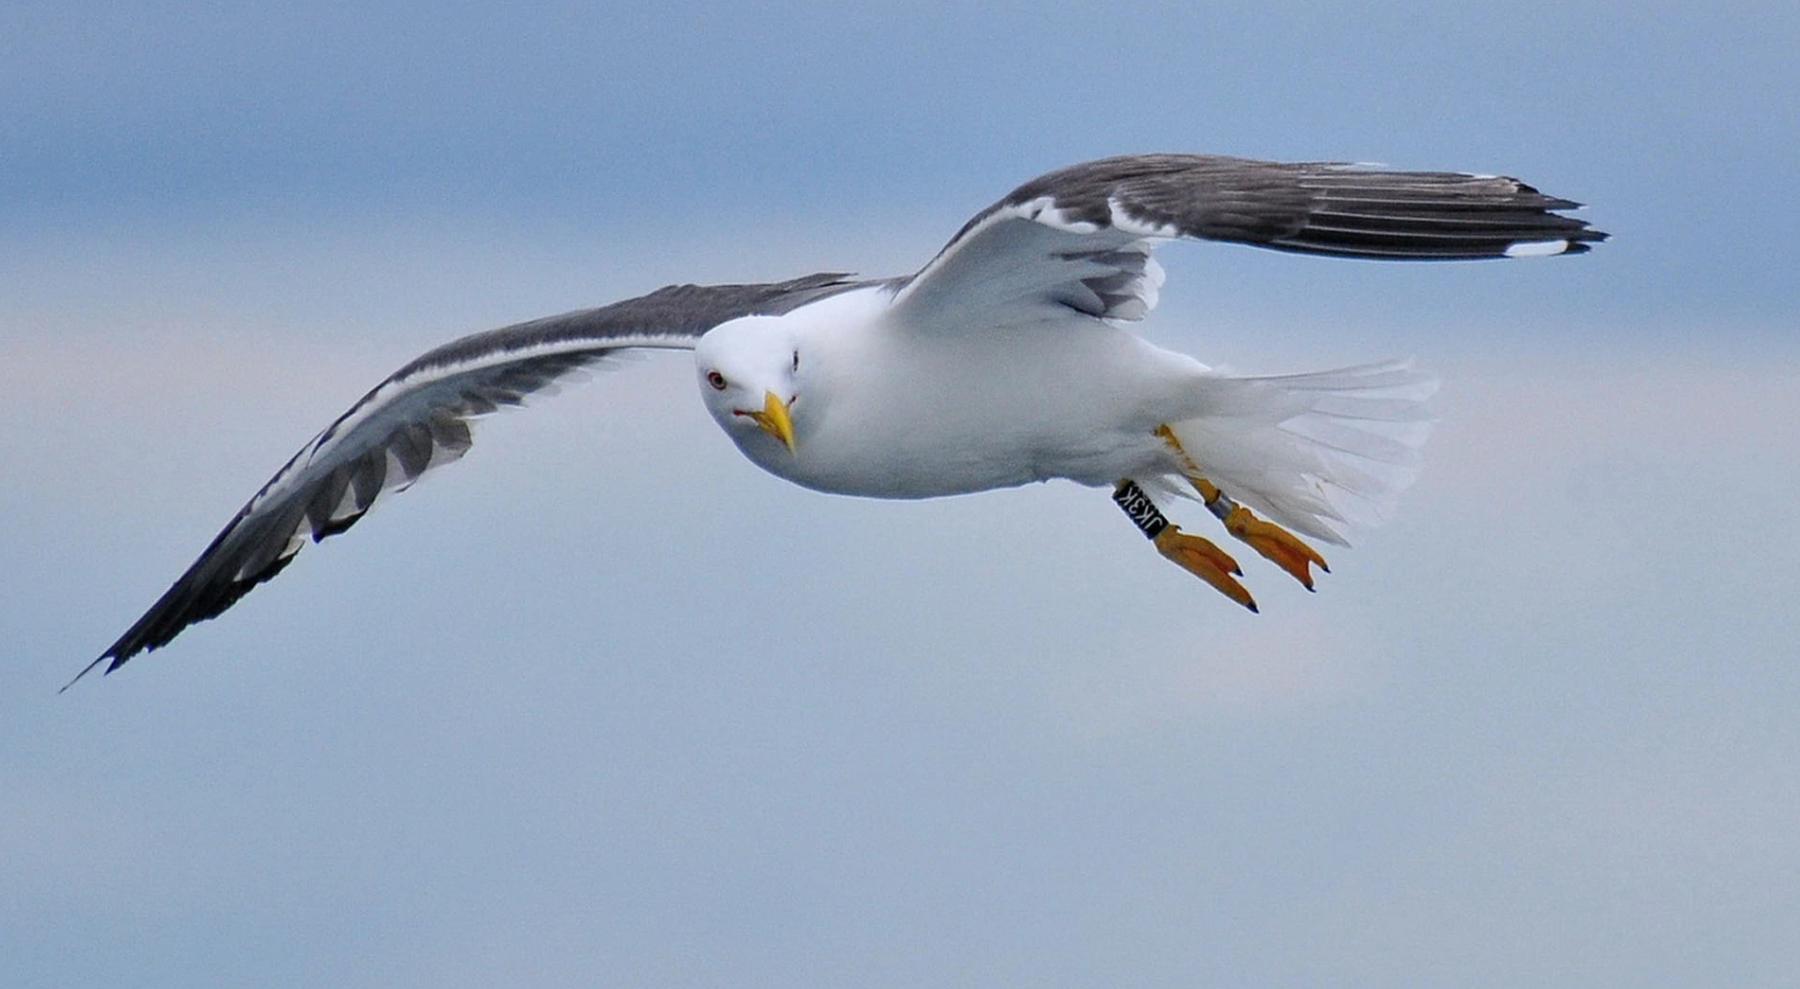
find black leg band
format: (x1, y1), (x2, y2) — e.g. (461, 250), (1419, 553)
(1112, 480), (1169, 540)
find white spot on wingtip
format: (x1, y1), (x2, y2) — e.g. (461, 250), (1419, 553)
(1504, 239), (1570, 258)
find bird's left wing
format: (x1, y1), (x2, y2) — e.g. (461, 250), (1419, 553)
(888, 153), (1605, 333)
(73, 273), (864, 686)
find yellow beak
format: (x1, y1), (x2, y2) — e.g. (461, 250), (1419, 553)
(745, 390), (797, 453)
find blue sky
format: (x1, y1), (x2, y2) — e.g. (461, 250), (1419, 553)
(4, 3), (1798, 987)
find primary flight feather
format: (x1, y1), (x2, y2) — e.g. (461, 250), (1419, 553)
(73, 153), (1604, 687)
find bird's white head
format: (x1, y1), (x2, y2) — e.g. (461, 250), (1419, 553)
(694, 316), (805, 456)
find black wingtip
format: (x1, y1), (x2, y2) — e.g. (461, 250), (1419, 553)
(59, 652), (115, 694)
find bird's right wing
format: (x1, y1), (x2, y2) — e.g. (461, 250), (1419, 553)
(75, 272), (866, 685)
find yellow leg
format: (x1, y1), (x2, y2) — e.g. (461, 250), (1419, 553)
(1154, 425), (1330, 590)
(1113, 478), (1258, 611)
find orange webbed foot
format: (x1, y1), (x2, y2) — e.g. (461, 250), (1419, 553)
(1152, 525), (1258, 612)
(1222, 505), (1329, 591)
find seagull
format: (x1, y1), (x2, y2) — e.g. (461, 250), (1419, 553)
(71, 153), (1604, 688)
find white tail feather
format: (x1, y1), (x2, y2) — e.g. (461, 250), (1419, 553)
(1167, 360), (1438, 545)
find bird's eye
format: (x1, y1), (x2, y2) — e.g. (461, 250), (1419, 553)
(706, 370), (727, 390)
(791, 350), (800, 372)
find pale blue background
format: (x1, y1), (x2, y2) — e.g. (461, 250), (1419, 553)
(4, 3), (1798, 987)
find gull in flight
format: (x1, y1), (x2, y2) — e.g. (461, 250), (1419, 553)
(72, 153), (1604, 688)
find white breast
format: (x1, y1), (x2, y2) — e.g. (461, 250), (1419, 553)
(737, 299), (1206, 499)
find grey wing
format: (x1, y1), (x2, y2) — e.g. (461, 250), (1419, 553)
(74, 273), (865, 685)
(890, 152), (1607, 330)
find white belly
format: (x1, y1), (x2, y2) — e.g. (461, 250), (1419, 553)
(735, 317), (1205, 499)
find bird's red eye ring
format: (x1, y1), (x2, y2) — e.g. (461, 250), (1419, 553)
(706, 370), (727, 390)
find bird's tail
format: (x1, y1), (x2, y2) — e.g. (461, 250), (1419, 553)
(1162, 360), (1438, 546)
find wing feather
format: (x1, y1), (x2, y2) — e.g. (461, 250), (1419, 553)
(891, 153), (1605, 330)
(73, 273), (865, 685)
